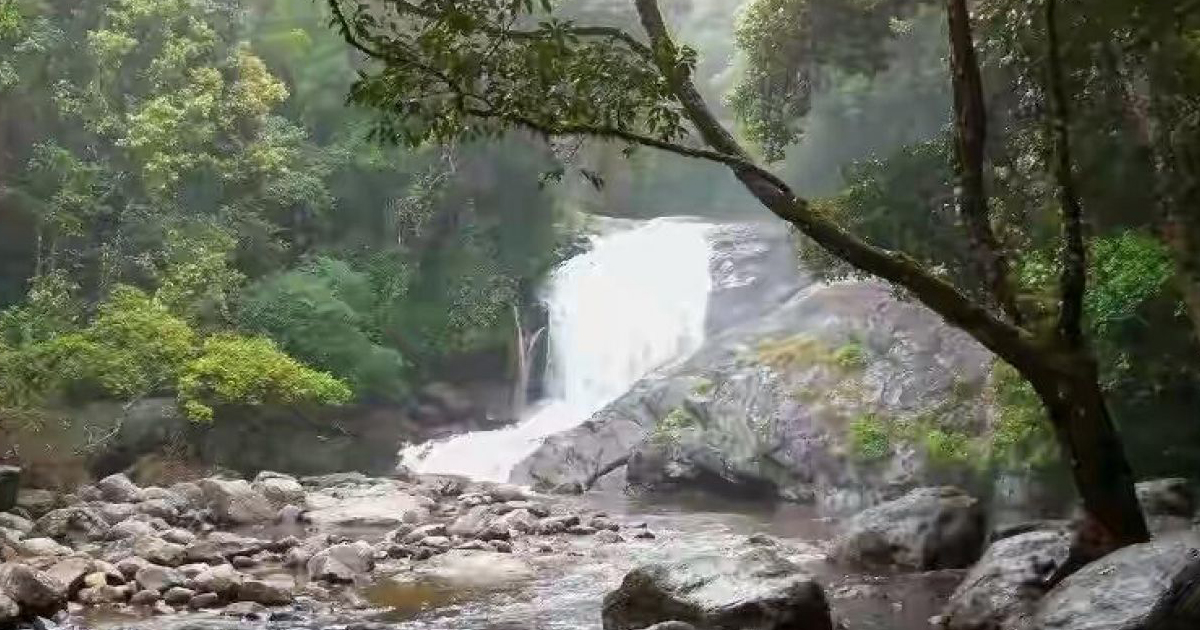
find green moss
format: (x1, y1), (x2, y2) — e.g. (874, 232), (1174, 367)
(832, 339), (867, 370)
(922, 428), (975, 467)
(848, 413), (890, 462)
(652, 406), (698, 445)
(692, 378), (715, 396)
(989, 361), (1059, 469)
(756, 334), (867, 373)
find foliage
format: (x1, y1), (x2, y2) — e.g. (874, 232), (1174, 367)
(653, 406), (698, 445)
(989, 361), (1059, 470)
(831, 339), (867, 370)
(848, 413), (890, 462)
(177, 334), (352, 423)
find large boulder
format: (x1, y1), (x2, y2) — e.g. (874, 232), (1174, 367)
(601, 547), (832, 630)
(0, 563), (67, 617)
(135, 565), (187, 593)
(940, 528), (1071, 630)
(95, 473), (144, 504)
(306, 541), (374, 583)
(1025, 532), (1200, 630)
(304, 480), (427, 529)
(830, 487), (986, 571)
(134, 535), (187, 567)
(193, 564), (244, 599)
(199, 478), (275, 525)
(252, 472), (305, 508)
(33, 506), (107, 544)
(43, 557), (98, 598)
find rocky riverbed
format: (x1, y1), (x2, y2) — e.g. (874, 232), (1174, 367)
(2, 470), (1200, 630)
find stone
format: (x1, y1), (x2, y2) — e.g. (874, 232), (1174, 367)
(160, 529), (195, 546)
(410, 550), (535, 587)
(0, 564), (67, 617)
(1136, 478), (1195, 518)
(107, 519), (156, 541)
(634, 530), (657, 540)
(537, 515), (581, 535)
(133, 536), (186, 567)
(304, 482), (427, 528)
(637, 624), (696, 630)
(136, 499), (178, 521)
(447, 506), (493, 538)
(192, 564), (243, 598)
(307, 541), (375, 583)
(188, 592), (220, 609)
(184, 532), (268, 563)
(82, 572), (110, 589)
(16, 489), (58, 518)
(134, 565), (185, 593)
(567, 525), (598, 536)
(589, 516), (621, 531)
(16, 537), (72, 557)
(0, 512), (33, 534)
(199, 478), (276, 525)
(129, 590), (159, 607)
(601, 547), (832, 630)
(115, 558), (150, 580)
(277, 504), (304, 525)
(231, 556), (257, 570)
(941, 529), (1071, 630)
(33, 507), (107, 544)
(168, 483), (205, 509)
(595, 530), (624, 544)
(237, 579), (293, 606)
(77, 585), (130, 605)
(94, 502), (138, 525)
(252, 475), (305, 508)
(162, 587), (195, 606)
(494, 508), (537, 534)
(284, 534), (331, 568)
(95, 474), (143, 504)
(1026, 532), (1200, 630)
(42, 557), (95, 597)
(484, 484), (530, 503)
(222, 600), (266, 617)
(403, 523), (448, 544)
(830, 487), (986, 571)
(0, 592), (19, 626)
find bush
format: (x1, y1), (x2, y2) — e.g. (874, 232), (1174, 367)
(848, 413), (890, 462)
(177, 334), (352, 422)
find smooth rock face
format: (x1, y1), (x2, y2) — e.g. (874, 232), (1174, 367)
(1136, 478), (1196, 518)
(830, 487), (986, 571)
(941, 528), (1071, 630)
(601, 547), (832, 630)
(43, 557), (96, 597)
(200, 478), (276, 525)
(1027, 532), (1200, 630)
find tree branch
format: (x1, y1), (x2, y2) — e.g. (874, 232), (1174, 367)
(1045, 0), (1087, 347)
(945, 0), (1024, 325)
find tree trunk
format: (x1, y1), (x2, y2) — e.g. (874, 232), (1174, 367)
(1027, 352), (1150, 548)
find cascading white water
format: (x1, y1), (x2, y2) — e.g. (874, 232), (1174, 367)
(400, 217), (713, 482)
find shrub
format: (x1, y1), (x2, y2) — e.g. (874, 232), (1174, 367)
(177, 334), (352, 422)
(989, 361), (1059, 470)
(848, 413), (890, 462)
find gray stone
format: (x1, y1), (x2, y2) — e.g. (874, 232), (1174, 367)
(0, 511), (32, 534)
(252, 475), (305, 508)
(494, 508), (537, 534)
(307, 541), (375, 583)
(188, 592), (220, 609)
(595, 530), (624, 544)
(134, 565), (185, 592)
(96, 474), (143, 504)
(830, 487), (986, 571)
(0, 564), (67, 617)
(43, 557), (96, 597)
(16, 537), (72, 557)
(33, 507), (107, 544)
(1136, 478), (1195, 518)
(237, 579), (293, 606)
(184, 532), (267, 563)
(16, 489), (58, 518)
(0, 591), (18, 626)
(136, 499), (178, 521)
(129, 589), (159, 607)
(192, 564), (243, 597)
(77, 585), (130, 605)
(107, 519), (156, 541)
(94, 502), (138, 525)
(199, 478), (276, 525)
(160, 528), (195, 546)
(447, 505), (493, 538)
(601, 547), (832, 630)
(133, 536), (186, 567)
(162, 587), (195, 606)
(941, 529), (1070, 630)
(403, 523), (448, 544)
(222, 600), (266, 617)
(536, 515), (581, 535)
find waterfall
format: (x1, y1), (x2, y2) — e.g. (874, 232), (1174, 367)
(400, 217), (713, 482)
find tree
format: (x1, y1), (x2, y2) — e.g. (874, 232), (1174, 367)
(325, 0), (1150, 549)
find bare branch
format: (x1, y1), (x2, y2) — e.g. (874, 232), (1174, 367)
(946, 0), (1024, 325)
(1044, 0), (1087, 347)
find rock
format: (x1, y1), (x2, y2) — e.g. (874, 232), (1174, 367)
(411, 550), (535, 587)
(0, 512), (33, 534)
(0, 564), (67, 617)
(188, 592), (220, 609)
(306, 541), (374, 583)
(95, 474), (143, 504)
(136, 499), (178, 521)
(634, 530), (657, 540)
(830, 487), (985, 571)
(0, 592), (19, 626)
(160, 529), (195, 546)
(167, 483), (205, 509)
(284, 534), (331, 568)
(1136, 478), (1195, 517)
(162, 587), (195, 606)
(537, 515), (581, 535)
(420, 536), (452, 550)
(637, 624), (696, 630)
(276, 505), (304, 525)
(252, 475), (305, 508)
(43, 558), (95, 597)
(82, 572), (110, 589)
(601, 547), (832, 630)
(494, 509), (537, 534)
(231, 556), (257, 570)
(595, 530), (624, 544)
(589, 516), (621, 531)
(403, 523), (448, 544)
(447, 506), (493, 538)
(567, 525), (598, 536)
(199, 478), (275, 525)
(305, 482), (428, 529)
(184, 532), (268, 563)
(940, 529), (1071, 630)
(33, 507), (107, 544)
(129, 590), (159, 607)
(107, 519), (156, 541)
(484, 484), (529, 503)
(237, 579), (293, 606)
(222, 600), (266, 617)
(16, 538), (72, 557)
(77, 585), (130, 605)
(94, 502), (138, 525)
(192, 564), (243, 598)
(1028, 532), (1200, 630)
(115, 558), (150, 581)
(176, 563), (207, 579)
(16, 489), (59, 518)
(134, 565), (185, 593)
(133, 536), (186, 567)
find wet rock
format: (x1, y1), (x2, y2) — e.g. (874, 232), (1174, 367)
(107, 519), (156, 541)
(77, 585), (130, 605)
(402, 523), (448, 544)
(192, 564), (243, 598)
(133, 536), (186, 567)
(129, 589), (159, 607)
(162, 587), (195, 606)
(489, 540), (513, 554)
(16, 538), (72, 557)
(42, 558), (94, 598)
(0, 564), (67, 617)
(115, 558), (151, 581)
(536, 515), (581, 535)
(199, 478), (276, 525)
(33, 507), (107, 544)
(252, 473), (305, 508)
(830, 487), (985, 571)
(567, 525), (598, 536)
(231, 556), (257, 570)
(595, 530), (624, 544)
(136, 499), (178, 521)
(134, 565), (186, 593)
(447, 505), (493, 538)
(0, 512), (34, 535)
(95, 475), (143, 504)
(940, 529), (1070, 630)
(0, 592), (19, 625)
(237, 579), (293, 606)
(411, 550), (535, 586)
(484, 484), (530, 503)
(17, 490), (60, 519)
(589, 516), (621, 531)
(305, 482), (427, 529)
(184, 532), (268, 563)
(306, 541), (374, 583)
(284, 534), (332, 568)
(634, 530), (657, 540)
(188, 592), (220, 609)
(1136, 478), (1195, 518)
(160, 528), (195, 546)
(1027, 532), (1200, 630)
(455, 540), (490, 551)
(419, 536), (452, 550)
(276, 504), (304, 525)
(222, 600), (266, 617)
(494, 508), (537, 534)
(601, 547), (832, 630)
(95, 502), (138, 525)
